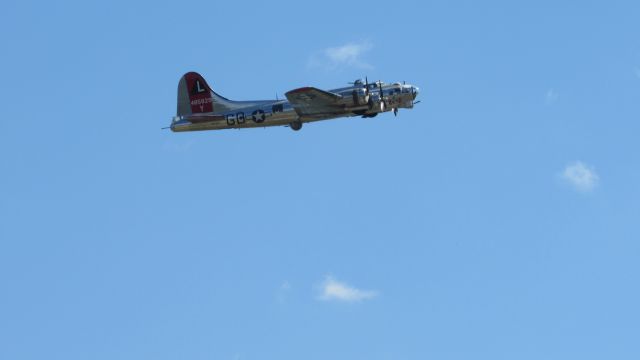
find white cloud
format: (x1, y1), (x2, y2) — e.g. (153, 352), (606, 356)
(545, 88), (559, 104)
(280, 281), (291, 291)
(560, 161), (599, 192)
(308, 41), (373, 70)
(276, 281), (291, 304)
(317, 276), (377, 302)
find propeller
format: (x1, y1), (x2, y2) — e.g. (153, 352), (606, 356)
(364, 76), (370, 103)
(411, 86), (415, 106)
(411, 86), (422, 107)
(350, 77), (371, 105)
(377, 80), (386, 112)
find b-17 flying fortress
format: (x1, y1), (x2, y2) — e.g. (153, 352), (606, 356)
(170, 72), (419, 132)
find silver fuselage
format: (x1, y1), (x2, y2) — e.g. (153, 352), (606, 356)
(171, 82), (418, 132)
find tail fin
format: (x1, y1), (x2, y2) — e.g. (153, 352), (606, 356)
(177, 72), (239, 116)
(177, 72), (215, 116)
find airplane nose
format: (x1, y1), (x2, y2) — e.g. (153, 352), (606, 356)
(412, 86), (419, 100)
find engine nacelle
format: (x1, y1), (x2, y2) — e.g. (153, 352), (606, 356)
(367, 93), (384, 110)
(352, 88), (370, 106)
(338, 88), (369, 108)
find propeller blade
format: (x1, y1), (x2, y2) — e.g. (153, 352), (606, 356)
(411, 86), (415, 106)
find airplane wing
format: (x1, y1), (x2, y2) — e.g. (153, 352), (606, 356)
(285, 87), (344, 117)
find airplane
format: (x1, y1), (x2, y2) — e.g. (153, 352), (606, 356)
(169, 72), (419, 132)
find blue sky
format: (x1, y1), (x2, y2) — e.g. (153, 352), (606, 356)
(1, 1), (639, 359)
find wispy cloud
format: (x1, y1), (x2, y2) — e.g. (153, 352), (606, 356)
(317, 276), (378, 302)
(308, 41), (373, 70)
(560, 161), (599, 192)
(276, 281), (291, 304)
(545, 88), (559, 104)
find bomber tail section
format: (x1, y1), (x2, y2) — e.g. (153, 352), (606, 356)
(176, 72), (238, 116)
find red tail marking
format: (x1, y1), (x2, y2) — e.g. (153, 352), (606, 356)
(184, 72), (214, 113)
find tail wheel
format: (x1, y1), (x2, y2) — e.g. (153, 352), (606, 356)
(290, 120), (303, 131)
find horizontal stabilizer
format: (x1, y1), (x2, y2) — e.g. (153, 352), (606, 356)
(177, 114), (226, 123)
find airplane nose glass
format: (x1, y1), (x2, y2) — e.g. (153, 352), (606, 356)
(412, 86), (419, 100)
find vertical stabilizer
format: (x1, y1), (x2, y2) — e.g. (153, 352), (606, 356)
(177, 72), (241, 116)
(177, 72), (214, 116)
